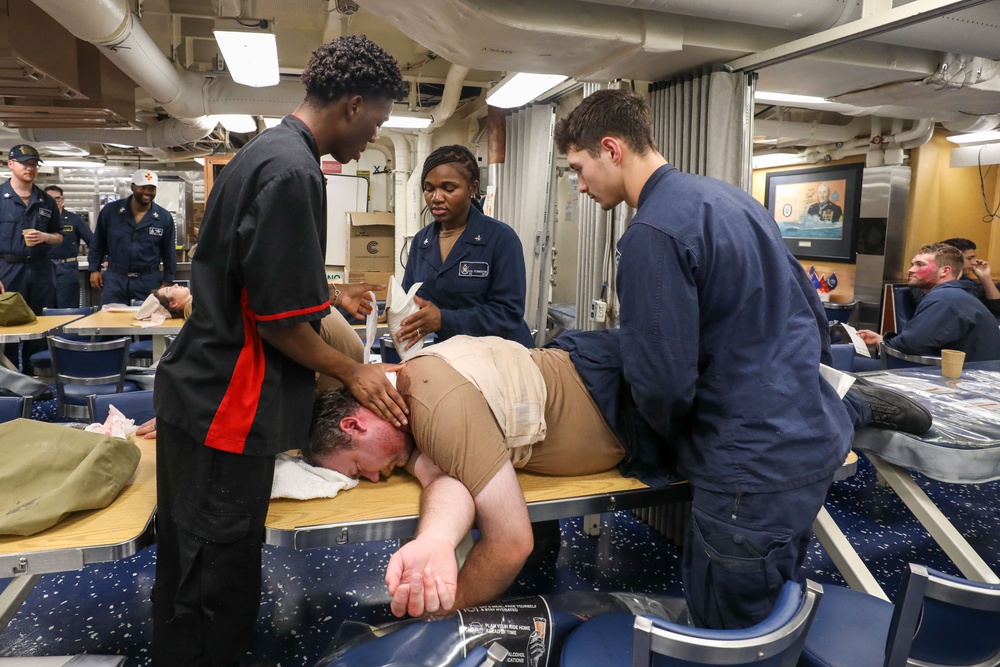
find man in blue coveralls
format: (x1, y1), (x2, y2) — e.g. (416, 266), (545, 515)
(43, 185), (92, 308)
(89, 168), (175, 305)
(554, 89), (854, 630)
(0, 145), (62, 311)
(0, 144), (62, 371)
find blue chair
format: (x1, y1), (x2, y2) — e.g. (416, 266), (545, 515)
(456, 643), (510, 666)
(28, 306), (97, 376)
(0, 395), (32, 423)
(88, 389), (154, 425)
(880, 284), (918, 336)
(830, 344), (857, 372)
(799, 563), (1000, 667)
(559, 580), (822, 666)
(879, 342), (941, 370)
(823, 299), (857, 327)
(48, 336), (139, 419)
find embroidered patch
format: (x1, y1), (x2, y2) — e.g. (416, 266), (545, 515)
(148, 227), (163, 236)
(38, 208), (52, 218)
(63, 225), (74, 233)
(459, 261), (489, 278)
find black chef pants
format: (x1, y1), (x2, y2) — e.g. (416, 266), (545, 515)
(153, 419), (275, 667)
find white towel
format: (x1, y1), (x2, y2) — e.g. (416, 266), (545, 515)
(270, 453), (358, 500)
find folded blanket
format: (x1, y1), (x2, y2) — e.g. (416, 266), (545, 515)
(271, 453), (358, 500)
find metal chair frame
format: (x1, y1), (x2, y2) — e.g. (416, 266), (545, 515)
(48, 336), (133, 419)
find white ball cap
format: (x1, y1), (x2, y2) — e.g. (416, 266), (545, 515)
(131, 169), (158, 187)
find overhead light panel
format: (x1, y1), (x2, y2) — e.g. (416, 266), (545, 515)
(383, 114), (432, 129)
(43, 159), (106, 169)
(214, 19), (279, 87)
(751, 151), (806, 169)
(486, 73), (569, 109)
(262, 117), (283, 129)
(946, 130), (1000, 145)
(754, 91), (830, 106)
(217, 114), (257, 133)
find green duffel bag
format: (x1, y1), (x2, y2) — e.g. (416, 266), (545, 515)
(0, 291), (37, 326)
(0, 419), (140, 536)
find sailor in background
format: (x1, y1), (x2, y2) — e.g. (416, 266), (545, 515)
(89, 168), (176, 305)
(44, 185), (93, 308)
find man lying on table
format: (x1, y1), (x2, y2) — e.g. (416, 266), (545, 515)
(304, 329), (932, 618)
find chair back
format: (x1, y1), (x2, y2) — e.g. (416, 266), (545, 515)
(42, 306), (98, 343)
(885, 564), (1000, 667)
(879, 342), (942, 370)
(42, 306), (97, 316)
(633, 580), (821, 667)
(880, 284), (918, 335)
(49, 336), (132, 386)
(0, 395), (32, 423)
(88, 389), (155, 425)
(48, 336), (132, 416)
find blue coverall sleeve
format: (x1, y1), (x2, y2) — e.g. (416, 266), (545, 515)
(76, 217), (93, 247)
(438, 229), (529, 340)
(401, 236), (417, 290)
(160, 212), (176, 283)
(617, 223), (700, 439)
(88, 207), (109, 270)
(885, 297), (968, 355)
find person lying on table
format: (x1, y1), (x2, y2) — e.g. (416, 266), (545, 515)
(304, 329), (932, 618)
(134, 281), (381, 439)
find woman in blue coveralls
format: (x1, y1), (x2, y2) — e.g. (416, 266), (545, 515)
(397, 144), (534, 349)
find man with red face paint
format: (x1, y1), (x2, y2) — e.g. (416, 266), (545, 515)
(857, 243), (1000, 361)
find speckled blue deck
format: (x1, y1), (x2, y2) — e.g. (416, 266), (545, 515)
(2, 454), (998, 665)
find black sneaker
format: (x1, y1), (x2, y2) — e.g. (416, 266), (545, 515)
(852, 383), (932, 435)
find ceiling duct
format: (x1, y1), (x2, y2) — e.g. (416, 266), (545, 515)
(0, 1), (134, 128)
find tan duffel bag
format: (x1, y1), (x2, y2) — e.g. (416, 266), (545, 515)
(0, 419), (140, 536)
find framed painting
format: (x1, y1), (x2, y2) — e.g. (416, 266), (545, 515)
(764, 163), (863, 263)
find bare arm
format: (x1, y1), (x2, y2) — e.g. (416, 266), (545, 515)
(972, 260), (1000, 300)
(386, 454), (473, 617)
(452, 462), (534, 610)
(258, 321), (408, 427)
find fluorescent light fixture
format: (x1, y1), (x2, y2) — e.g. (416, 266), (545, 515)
(216, 114), (257, 133)
(213, 27), (279, 87)
(43, 159), (106, 169)
(754, 91), (830, 105)
(194, 157), (206, 165)
(262, 117), (282, 129)
(752, 151), (806, 169)
(946, 130), (1000, 145)
(383, 115), (432, 129)
(486, 72), (569, 109)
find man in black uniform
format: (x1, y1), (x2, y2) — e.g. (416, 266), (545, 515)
(152, 35), (409, 665)
(43, 185), (93, 308)
(806, 182), (843, 222)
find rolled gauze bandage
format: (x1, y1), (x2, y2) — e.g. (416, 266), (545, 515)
(386, 275), (426, 362)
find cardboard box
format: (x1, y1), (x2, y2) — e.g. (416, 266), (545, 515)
(346, 212), (395, 298)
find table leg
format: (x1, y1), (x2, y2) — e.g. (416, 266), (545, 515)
(152, 336), (166, 363)
(866, 453), (1000, 584)
(0, 574), (41, 631)
(813, 506), (889, 600)
(0, 343), (18, 371)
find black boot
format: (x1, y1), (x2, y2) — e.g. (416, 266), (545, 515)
(852, 381), (932, 435)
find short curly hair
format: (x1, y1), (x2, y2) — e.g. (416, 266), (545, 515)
(301, 35), (408, 106)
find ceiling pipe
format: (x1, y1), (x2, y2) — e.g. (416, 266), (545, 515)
(20, 117), (219, 149)
(28, 0), (303, 142)
(755, 117), (866, 143)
